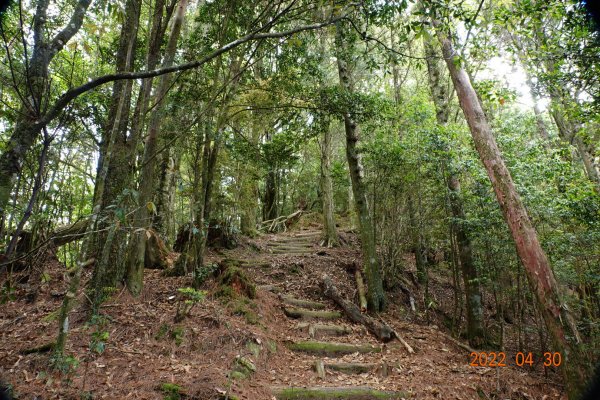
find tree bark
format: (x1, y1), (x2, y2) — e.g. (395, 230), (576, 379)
(423, 30), (484, 347)
(335, 21), (384, 311)
(89, 0), (142, 306)
(319, 114), (339, 247)
(435, 23), (585, 397)
(315, 13), (338, 247)
(125, 0), (189, 296)
(0, 0), (92, 227)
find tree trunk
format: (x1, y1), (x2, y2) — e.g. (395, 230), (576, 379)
(319, 115), (339, 247)
(335, 22), (384, 312)
(89, 0), (142, 307)
(315, 14), (338, 247)
(435, 23), (585, 397)
(125, 0), (189, 296)
(154, 129), (181, 244)
(0, 0), (92, 230)
(424, 30), (484, 347)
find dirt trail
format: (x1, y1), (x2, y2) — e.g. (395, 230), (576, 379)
(0, 227), (567, 399)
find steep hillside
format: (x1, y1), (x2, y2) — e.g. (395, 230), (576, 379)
(0, 227), (566, 399)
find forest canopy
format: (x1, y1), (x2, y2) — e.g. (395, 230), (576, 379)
(0, 0), (599, 399)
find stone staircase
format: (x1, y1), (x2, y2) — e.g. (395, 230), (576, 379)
(265, 230), (321, 255)
(270, 293), (409, 399)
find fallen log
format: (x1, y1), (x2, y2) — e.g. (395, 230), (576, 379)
(320, 274), (394, 342)
(280, 295), (327, 309)
(261, 209), (303, 233)
(51, 219), (89, 246)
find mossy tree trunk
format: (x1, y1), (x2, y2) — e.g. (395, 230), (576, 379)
(335, 21), (384, 312)
(89, 0), (142, 308)
(0, 0), (92, 230)
(126, 0), (189, 296)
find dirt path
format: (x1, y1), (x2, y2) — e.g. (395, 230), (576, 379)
(0, 227), (567, 399)
(239, 228), (567, 399)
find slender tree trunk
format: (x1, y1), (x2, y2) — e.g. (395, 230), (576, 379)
(125, 0), (189, 296)
(335, 22), (384, 311)
(435, 23), (585, 397)
(88, 0), (142, 306)
(424, 31), (484, 347)
(319, 115), (339, 247)
(0, 0), (92, 230)
(240, 120), (259, 237)
(315, 14), (338, 247)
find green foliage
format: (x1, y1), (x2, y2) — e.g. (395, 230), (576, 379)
(0, 281), (16, 304)
(175, 287), (207, 322)
(159, 383), (183, 400)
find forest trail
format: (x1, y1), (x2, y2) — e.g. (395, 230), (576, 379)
(239, 227), (566, 400)
(0, 226), (568, 399)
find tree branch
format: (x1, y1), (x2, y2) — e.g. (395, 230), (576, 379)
(48, 0), (93, 60)
(38, 13), (350, 129)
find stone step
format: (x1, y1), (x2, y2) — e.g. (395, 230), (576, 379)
(290, 231), (321, 238)
(314, 360), (388, 377)
(267, 244), (314, 250)
(295, 323), (352, 338)
(284, 307), (341, 320)
(271, 386), (409, 399)
(270, 249), (313, 255)
(281, 296), (327, 310)
(285, 341), (381, 356)
(269, 237), (316, 244)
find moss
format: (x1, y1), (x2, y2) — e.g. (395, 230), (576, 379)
(273, 386), (408, 399)
(170, 326), (185, 346)
(285, 341), (380, 356)
(216, 264), (256, 299)
(246, 341), (261, 357)
(232, 301), (259, 325)
(229, 371), (246, 380)
(266, 340), (277, 353)
(281, 296), (326, 310)
(159, 383), (183, 400)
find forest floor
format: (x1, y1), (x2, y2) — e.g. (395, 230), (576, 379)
(0, 221), (567, 399)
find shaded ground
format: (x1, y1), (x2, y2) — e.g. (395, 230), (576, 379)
(0, 226), (566, 399)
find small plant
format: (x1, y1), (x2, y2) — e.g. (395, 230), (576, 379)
(193, 263), (218, 286)
(87, 314), (110, 355)
(51, 354), (80, 375)
(0, 281), (16, 304)
(160, 382), (183, 400)
(155, 323), (170, 340)
(170, 326), (185, 346)
(174, 287), (206, 322)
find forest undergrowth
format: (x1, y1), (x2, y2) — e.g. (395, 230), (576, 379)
(0, 220), (569, 399)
